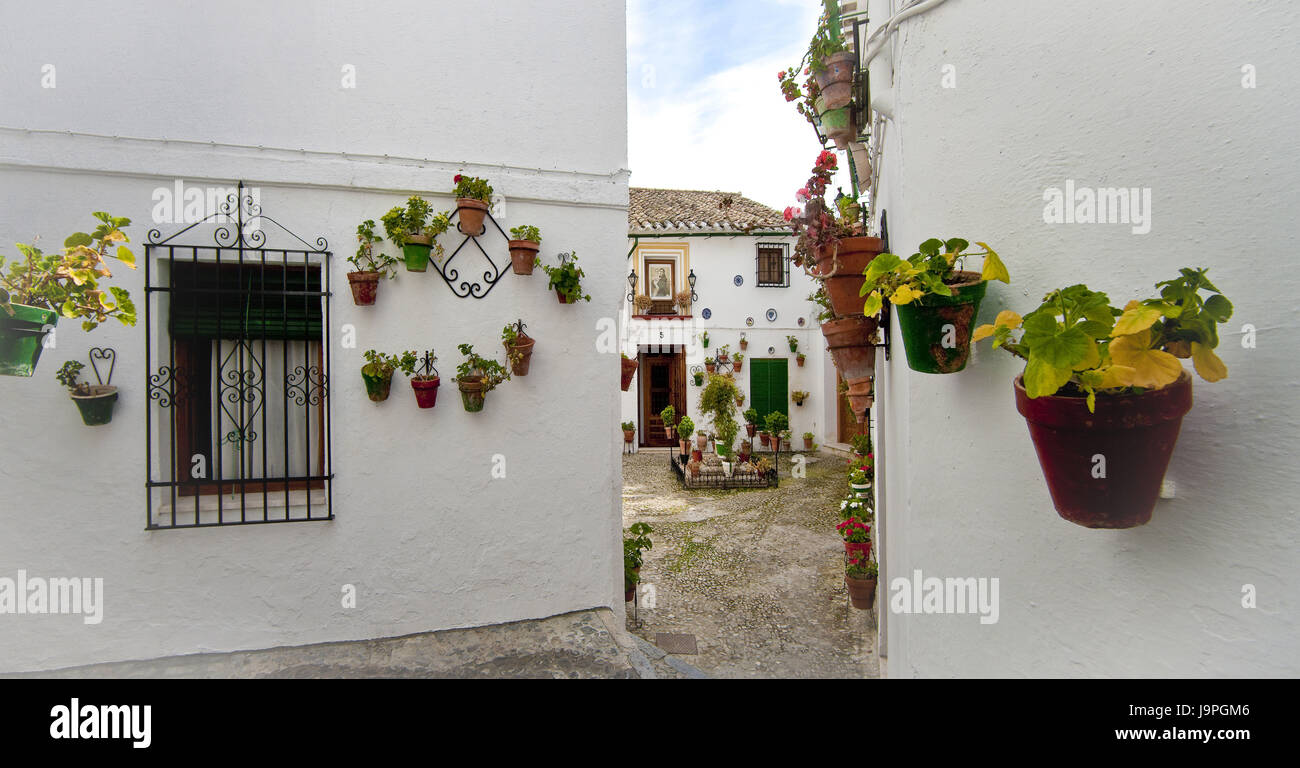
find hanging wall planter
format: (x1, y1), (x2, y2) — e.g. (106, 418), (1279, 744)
(813, 51), (857, 111)
(894, 272), (988, 374)
(456, 200), (489, 237)
(0, 304), (58, 377)
(813, 236), (884, 318)
(402, 234), (434, 272)
(822, 315), (878, 381)
(457, 376), (487, 412)
(405, 350), (441, 409)
(382, 197), (451, 274)
(845, 376), (874, 423)
(57, 350), (119, 426)
(362, 370), (393, 402)
(620, 354), (639, 391)
(507, 225), (542, 275)
(845, 575), (877, 610)
(454, 343), (511, 413)
(346, 272), (380, 305)
(541, 251), (591, 305)
(346, 219), (398, 306)
(502, 320), (535, 376)
(361, 349), (414, 403)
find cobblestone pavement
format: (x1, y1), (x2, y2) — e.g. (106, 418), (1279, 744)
(623, 448), (880, 679)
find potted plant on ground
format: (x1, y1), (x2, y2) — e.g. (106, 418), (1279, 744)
(620, 352), (639, 391)
(507, 225), (541, 275)
(624, 522), (653, 602)
(743, 408), (759, 438)
(802, 431), (815, 450)
(758, 430), (771, 448)
(974, 269), (1232, 529)
(56, 359), (118, 426)
(837, 514), (872, 560)
(452, 174), (494, 236)
(622, 420), (636, 444)
(454, 343), (511, 412)
(540, 251), (591, 304)
(695, 430), (708, 451)
(733, 352), (744, 372)
(381, 196), (450, 273)
(738, 439), (752, 463)
(861, 237), (1010, 374)
(792, 390), (809, 406)
(361, 349), (416, 402)
(764, 412), (789, 451)
(403, 350), (441, 409)
(676, 415), (694, 455)
(1, 212), (137, 377)
(845, 553), (878, 610)
(660, 404), (676, 440)
(699, 372), (740, 458)
(849, 463), (872, 498)
(501, 320), (536, 376)
(346, 219), (399, 305)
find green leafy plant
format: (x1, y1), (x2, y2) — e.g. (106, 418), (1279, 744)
(699, 374), (741, 456)
(676, 415), (695, 441)
(348, 219), (399, 276)
(849, 432), (872, 458)
(624, 522), (654, 590)
(764, 411), (789, 438)
(454, 343), (510, 391)
(55, 360), (97, 396)
(716, 344), (731, 359)
(692, 371), (704, 386)
(704, 357), (715, 366)
(808, 0), (848, 71)
(621, 420), (635, 432)
(792, 390), (809, 403)
(734, 352), (744, 364)
(509, 225), (541, 243)
(361, 349), (416, 379)
(540, 252), (591, 302)
(803, 431), (815, 440)
(754, 456), (773, 475)
(973, 268), (1232, 412)
(743, 407), (759, 425)
(699, 330), (710, 347)
(860, 237), (1010, 317)
(787, 335), (799, 353)
(0, 212), (137, 330)
(453, 174), (493, 203)
(849, 466), (872, 486)
(846, 552), (878, 580)
(659, 404), (676, 428)
(380, 196), (451, 249)
(810, 285), (835, 323)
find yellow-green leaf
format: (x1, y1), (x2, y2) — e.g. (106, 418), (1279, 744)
(1191, 342), (1227, 382)
(993, 309), (1022, 330)
(1024, 355), (1073, 398)
(862, 291), (882, 317)
(977, 243), (1010, 283)
(890, 285), (923, 305)
(1111, 302), (1165, 337)
(1108, 330), (1183, 389)
(1073, 337), (1101, 371)
(115, 245), (136, 269)
(972, 324), (996, 343)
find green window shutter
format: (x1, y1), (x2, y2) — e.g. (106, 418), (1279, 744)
(749, 359), (789, 426)
(170, 261), (323, 341)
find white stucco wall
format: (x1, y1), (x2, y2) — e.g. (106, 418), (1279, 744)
(621, 232), (839, 447)
(0, 0), (628, 673)
(870, 0), (1300, 676)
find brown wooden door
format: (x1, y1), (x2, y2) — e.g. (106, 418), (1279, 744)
(640, 349), (684, 446)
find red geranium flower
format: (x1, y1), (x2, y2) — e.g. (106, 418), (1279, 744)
(454, 174), (463, 183)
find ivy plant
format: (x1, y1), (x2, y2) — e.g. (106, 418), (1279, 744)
(860, 237), (1010, 318)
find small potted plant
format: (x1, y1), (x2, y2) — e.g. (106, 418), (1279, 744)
(660, 404), (676, 440)
(715, 344), (730, 364)
(695, 430), (708, 451)
(501, 320), (536, 376)
(764, 412), (789, 451)
(403, 350), (441, 409)
(454, 343), (510, 412)
(974, 268), (1231, 529)
(620, 352), (639, 391)
(733, 352), (744, 372)
(624, 522), (653, 602)
(837, 514), (872, 560)
(676, 415), (695, 455)
(734, 390), (745, 408)
(622, 420), (636, 444)
(686, 458), (703, 478)
(845, 553), (878, 610)
(704, 357), (716, 374)
(452, 174), (494, 236)
(540, 251), (591, 304)
(673, 290), (693, 315)
(381, 196), (450, 273)
(792, 390), (809, 406)
(796, 352), (806, 367)
(346, 219), (399, 305)
(861, 237), (1010, 374)
(56, 359), (118, 426)
(758, 430), (771, 448)
(700, 330), (710, 349)
(802, 431), (815, 450)
(743, 408), (759, 438)
(754, 456), (774, 480)
(849, 462), (873, 497)
(787, 335), (799, 354)
(739, 332), (748, 351)
(1, 212), (137, 377)
(633, 294), (654, 315)
(361, 349), (416, 402)
(692, 370), (705, 386)
(507, 224), (541, 275)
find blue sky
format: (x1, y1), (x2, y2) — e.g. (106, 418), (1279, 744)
(627, 0), (841, 210)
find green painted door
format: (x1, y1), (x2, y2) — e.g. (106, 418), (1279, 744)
(749, 358), (789, 426)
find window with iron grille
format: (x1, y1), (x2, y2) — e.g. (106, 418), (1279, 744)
(145, 185), (333, 530)
(755, 243), (790, 287)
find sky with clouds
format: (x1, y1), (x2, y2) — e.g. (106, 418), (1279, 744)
(627, 0), (850, 212)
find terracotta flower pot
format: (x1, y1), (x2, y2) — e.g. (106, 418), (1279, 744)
(625, 566), (640, 603)
(739, 340), (748, 350)
(814, 51), (857, 109)
(690, 449), (703, 463)
(746, 424), (756, 438)
(71, 385), (118, 426)
(814, 236), (884, 318)
(623, 429), (635, 443)
(620, 356), (639, 391)
(505, 335), (536, 377)
(695, 433), (707, 450)
(845, 575), (877, 610)
(734, 359), (743, 372)
(894, 270), (987, 374)
(705, 362), (716, 374)
(797, 355), (805, 367)
(845, 376), (874, 423)
(362, 370), (393, 402)
(803, 436), (814, 450)
(556, 289), (575, 304)
(679, 438), (689, 455)
(664, 426), (675, 439)
(507, 239), (539, 275)
(410, 376), (440, 409)
(759, 432), (770, 447)
(844, 540), (872, 560)
(346, 271), (381, 305)
(1014, 371), (1193, 529)
(0, 303), (58, 377)
(456, 198), (489, 236)
(717, 353), (729, 364)
(457, 376), (488, 412)
(822, 315), (879, 381)
(402, 234), (433, 272)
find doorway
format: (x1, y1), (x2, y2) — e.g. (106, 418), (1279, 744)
(640, 348), (685, 447)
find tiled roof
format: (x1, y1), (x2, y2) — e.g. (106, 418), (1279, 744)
(628, 187), (793, 235)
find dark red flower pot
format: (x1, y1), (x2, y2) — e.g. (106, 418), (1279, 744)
(556, 289), (575, 304)
(845, 575), (877, 610)
(347, 271), (380, 306)
(844, 541), (872, 559)
(410, 376), (440, 409)
(1014, 371), (1193, 529)
(620, 356), (638, 391)
(690, 449), (703, 463)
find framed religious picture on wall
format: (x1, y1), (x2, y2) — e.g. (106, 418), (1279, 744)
(644, 259), (676, 301)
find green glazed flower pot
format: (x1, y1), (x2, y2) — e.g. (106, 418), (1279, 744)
(894, 271), (987, 374)
(71, 385), (118, 426)
(362, 370), (393, 402)
(402, 239), (432, 272)
(0, 304), (58, 377)
(458, 377), (487, 412)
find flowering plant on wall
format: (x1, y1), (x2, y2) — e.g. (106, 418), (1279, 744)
(836, 516), (871, 544)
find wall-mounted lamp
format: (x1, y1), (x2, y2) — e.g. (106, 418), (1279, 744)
(687, 268), (698, 301)
(627, 269), (638, 304)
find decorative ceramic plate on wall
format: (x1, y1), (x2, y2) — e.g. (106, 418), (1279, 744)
(734, 275), (743, 286)
(746, 317), (754, 327)
(701, 308), (712, 320)
(766, 308), (778, 322)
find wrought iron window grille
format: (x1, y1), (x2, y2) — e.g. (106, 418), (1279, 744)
(755, 242), (791, 287)
(144, 181), (333, 530)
